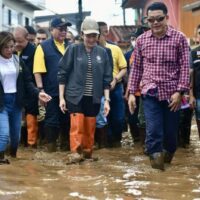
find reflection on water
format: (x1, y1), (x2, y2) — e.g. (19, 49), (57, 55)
(0, 128), (200, 200)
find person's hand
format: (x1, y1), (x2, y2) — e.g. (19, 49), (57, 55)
(59, 98), (67, 114)
(189, 95), (196, 109)
(128, 94), (136, 114)
(124, 88), (129, 101)
(103, 100), (110, 117)
(38, 92), (52, 105)
(168, 92), (182, 112)
(110, 78), (117, 90)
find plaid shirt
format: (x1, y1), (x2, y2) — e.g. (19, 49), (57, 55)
(128, 27), (190, 100)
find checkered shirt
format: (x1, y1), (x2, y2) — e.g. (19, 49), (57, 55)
(128, 27), (190, 100)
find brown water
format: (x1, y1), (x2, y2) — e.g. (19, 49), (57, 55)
(0, 126), (200, 200)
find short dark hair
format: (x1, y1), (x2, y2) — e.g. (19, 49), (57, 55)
(25, 25), (36, 35)
(37, 28), (47, 34)
(97, 22), (107, 27)
(146, 2), (168, 15)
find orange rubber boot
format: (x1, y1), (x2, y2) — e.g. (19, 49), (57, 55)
(82, 117), (96, 158)
(70, 113), (85, 153)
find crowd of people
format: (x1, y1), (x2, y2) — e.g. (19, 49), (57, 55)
(0, 1), (199, 171)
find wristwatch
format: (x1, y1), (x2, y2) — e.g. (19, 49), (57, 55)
(177, 91), (184, 95)
(104, 98), (111, 102)
(38, 87), (44, 92)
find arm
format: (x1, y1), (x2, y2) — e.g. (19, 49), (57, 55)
(57, 45), (74, 112)
(110, 47), (127, 90)
(21, 58), (51, 103)
(103, 89), (110, 117)
(169, 36), (190, 112)
(127, 40), (143, 114)
(103, 50), (112, 117)
(59, 84), (67, 113)
(34, 73), (43, 89)
(177, 36), (190, 92)
(57, 45), (74, 85)
(189, 68), (196, 108)
(33, 45), (47, 90)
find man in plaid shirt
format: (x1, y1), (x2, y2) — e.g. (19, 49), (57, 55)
(128, 2), (190, 170)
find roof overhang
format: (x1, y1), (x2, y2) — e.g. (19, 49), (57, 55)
(34, 12), (91, 25)
(9, 0), (45, 10)
(121, 0), (146, 9)
(183, 1), (200, 12)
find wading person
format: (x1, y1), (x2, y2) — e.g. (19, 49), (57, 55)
(58, 18), (112, 162)
(13, 26), (38, 148)
(190, 24), (200, 140)
(128, 2), (190, 170)
(0, 31), (51, 164)
(98, 21), (127, 147)
(33, 17), (71, 152)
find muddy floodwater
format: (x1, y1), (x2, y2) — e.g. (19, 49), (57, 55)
(1, 126), (200, 200)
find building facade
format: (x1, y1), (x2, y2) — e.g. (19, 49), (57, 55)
(0, 0), (45, 31)
(122, 0), (200, 40)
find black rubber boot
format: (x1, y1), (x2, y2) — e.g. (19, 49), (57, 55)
(130, 124), (140, 143)
(163, 151), (174, 164)
(59, 124), (70, 152)
(0, 151), (10, 165)
(45, 126), (59, 153)
(10, 148), (17, 158)
(150, 152), (164, 170)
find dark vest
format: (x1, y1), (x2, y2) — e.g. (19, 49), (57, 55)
(41, 38), (68, 96)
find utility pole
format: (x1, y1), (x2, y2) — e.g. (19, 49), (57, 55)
(77, 0), (83, 33)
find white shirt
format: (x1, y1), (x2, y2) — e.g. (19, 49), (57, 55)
(0, 55), (17, 93)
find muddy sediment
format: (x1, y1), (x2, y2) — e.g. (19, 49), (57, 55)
(0, 126), (200, 200)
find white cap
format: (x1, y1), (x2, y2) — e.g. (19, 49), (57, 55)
(81, 18), (99, 34)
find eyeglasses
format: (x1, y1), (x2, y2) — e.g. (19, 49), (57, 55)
(37, 37), (47, 41)
(147, 15), (166, 23)
(56, 27), (67, 32)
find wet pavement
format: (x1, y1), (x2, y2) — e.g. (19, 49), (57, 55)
(0, 126), (200, 200)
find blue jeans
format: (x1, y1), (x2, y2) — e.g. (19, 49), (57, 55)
(107, 83), (125, 143)
(96, 96), (107, 128)
(0, 93), (22, 151)
(143, 95), (179, 154)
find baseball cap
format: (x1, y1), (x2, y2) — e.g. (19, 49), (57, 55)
(81, 18), (99, 34)
(50, 17), (72, 28)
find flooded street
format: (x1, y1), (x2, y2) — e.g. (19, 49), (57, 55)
(1, 126), (200, 200)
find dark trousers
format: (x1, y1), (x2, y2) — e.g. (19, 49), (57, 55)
(143, 95), (180, 155)
(45, 96), (70, 144)
(107, 83), (125, 143)
(179, 108), (193, 146)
